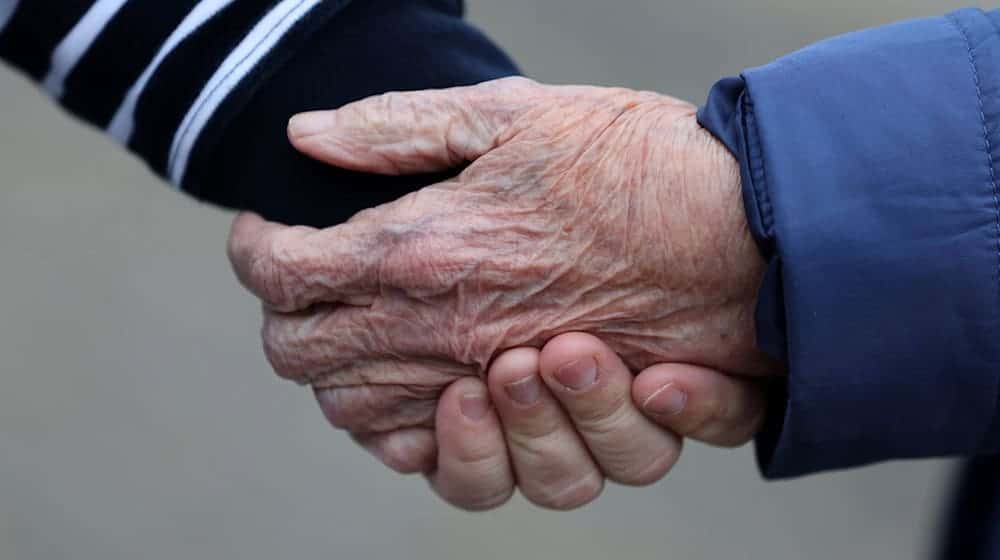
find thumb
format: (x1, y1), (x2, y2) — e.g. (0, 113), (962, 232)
(287, 76), (538, 175)
(632, 364), (769, 448)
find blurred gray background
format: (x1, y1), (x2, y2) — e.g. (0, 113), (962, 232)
(0, 1), (984, 558)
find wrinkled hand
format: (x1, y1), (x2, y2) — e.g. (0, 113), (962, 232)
(227, 77), (772, 438)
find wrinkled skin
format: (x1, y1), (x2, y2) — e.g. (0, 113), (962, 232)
(228, 77), (772, 436)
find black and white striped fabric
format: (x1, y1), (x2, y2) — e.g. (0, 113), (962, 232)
(0, 0), (351, 193)
(0, 0), (519, 227)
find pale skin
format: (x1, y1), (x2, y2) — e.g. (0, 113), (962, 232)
(227, 77), (781, 510)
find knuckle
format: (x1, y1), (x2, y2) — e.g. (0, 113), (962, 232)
(524, 471), (604, 511)
(451, 435), (504, 466)
(672, 396), (721, 438)
(260, 313), (322, 383)
(321, 385), (436, 433)
(446, 485), (514, 513)
(252, 235), (292, 309)
(571, 390), (631, 433)
(507, 411), (564, 443)
(495, 75), (538, 92)
(260, 315), (299, 381)
(680, 388), (763, 447)
(609, 445), (680, 487)
(379, 441), (431, 475)
(316, 389), (352, 429)
(261, 306), (357, 385)
(317, 387), (379, 431)
(225, 228), (243, 265)
(255, 228), (316, 311)
(711, 432), (755, 449)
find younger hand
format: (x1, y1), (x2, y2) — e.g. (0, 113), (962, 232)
(356, 333), (769, 511)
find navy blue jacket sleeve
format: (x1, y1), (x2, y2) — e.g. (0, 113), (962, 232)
(698, 7), (1000, 478)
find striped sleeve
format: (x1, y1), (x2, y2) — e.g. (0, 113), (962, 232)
(0, 0), (353, 194)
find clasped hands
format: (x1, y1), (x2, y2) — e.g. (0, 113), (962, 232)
(227, 77), (779, 510)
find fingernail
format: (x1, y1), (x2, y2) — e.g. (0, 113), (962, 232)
(287, 112), (324, 139)
(460, 393), (490, 421)
(642, 384), (687, 417)
(504, 376), (542, 406)
(554, 357), (598, 391)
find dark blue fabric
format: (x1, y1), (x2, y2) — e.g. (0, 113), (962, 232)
(700, 5), (1000, 478)
(699, 6), (1000, 556)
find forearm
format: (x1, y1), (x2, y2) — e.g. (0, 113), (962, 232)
(0, 0), (519, 227)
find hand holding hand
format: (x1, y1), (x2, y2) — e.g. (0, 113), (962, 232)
(228, 77), (772, 431)
(226, 77), (780, 509)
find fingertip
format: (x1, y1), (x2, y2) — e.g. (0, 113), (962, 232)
(440, 376), (493, 424)
(435, 377), (505, 465)
(537, 332), (633, 419)
(632, 363), (715, 419)
(287, 110), (332, 143)
(231, 210), (262, 226)
(227, 211), (266, 253)
(537, 332), (605, 376)
(633, 364), (766, 448)
(538, 332), (633, 389)
(487, 347), (542, 407)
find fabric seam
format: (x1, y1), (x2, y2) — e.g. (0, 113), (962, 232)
(947, 11), (1000, 452)
(740, 93), (774, 237)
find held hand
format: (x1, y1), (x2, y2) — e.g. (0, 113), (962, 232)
(425, 333), (769, 511)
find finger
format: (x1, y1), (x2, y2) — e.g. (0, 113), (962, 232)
(227, 212), (316, 305)
(352, 428), (437, 475)
(487, 348), (604, 510)
(314, 383), (440, 433)
(287, 76), (540, 174)
(228, 211), (394, 311)
(264, 304), (473, 384)
(537, 333), (682, 486)
(633, 364), (767, 448)
(228, 193), (471, 312)
(426, 377), (514, 511)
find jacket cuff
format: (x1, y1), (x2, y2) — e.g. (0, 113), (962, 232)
(698, 7), (1000, 478)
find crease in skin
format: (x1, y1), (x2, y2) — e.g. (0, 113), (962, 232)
(310, 357), (471, 390)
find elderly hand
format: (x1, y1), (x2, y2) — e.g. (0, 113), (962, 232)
(226, 76), (779, 507)
(230, 75), (772, 379)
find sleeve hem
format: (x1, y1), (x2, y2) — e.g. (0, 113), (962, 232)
(703, 7), (1000, 479)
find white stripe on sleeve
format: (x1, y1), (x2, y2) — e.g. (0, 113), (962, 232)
(168, 0), (323, 187)
(107, 0), (234, 144)
(42, 0), (130, 99)
(0, 0), (18, 35)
